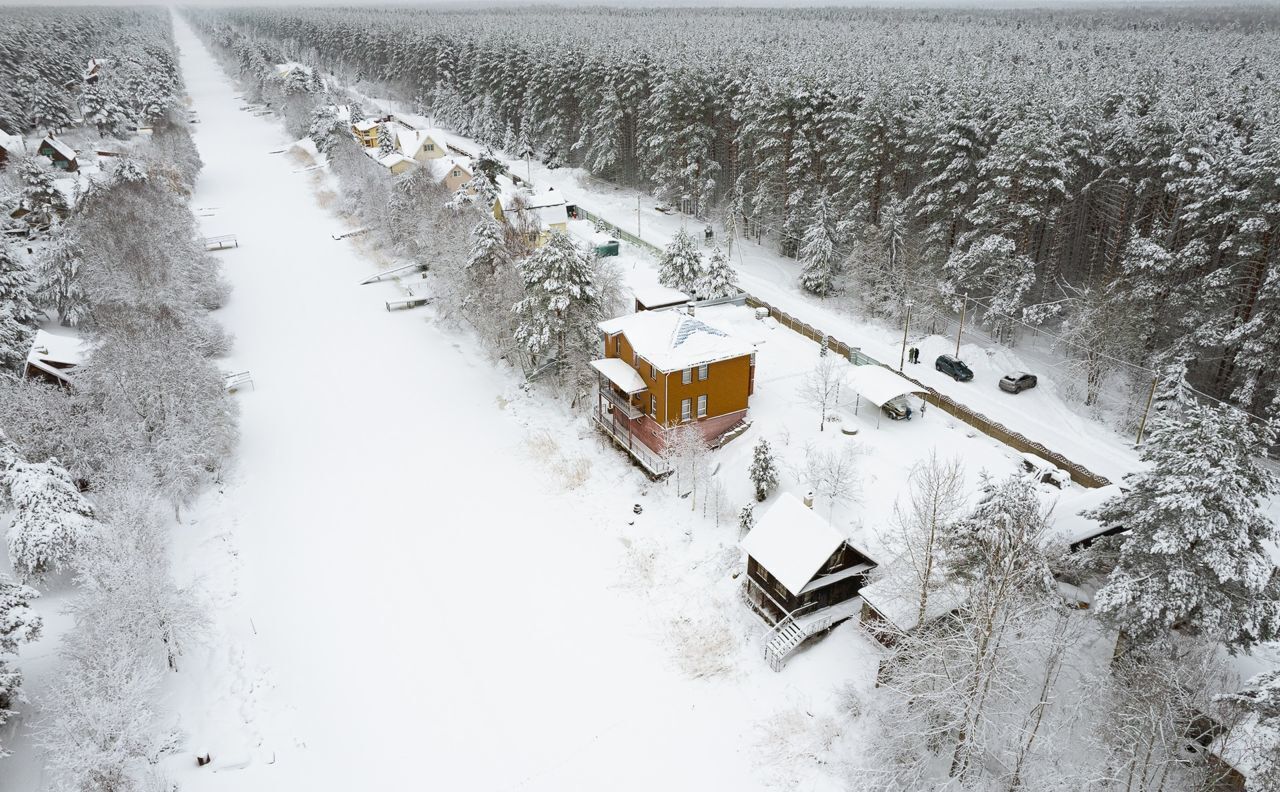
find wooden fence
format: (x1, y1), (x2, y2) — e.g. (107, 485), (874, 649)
(742, 296), (1113, 489)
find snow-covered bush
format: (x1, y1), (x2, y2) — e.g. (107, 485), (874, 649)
(3, 459), (98, 582)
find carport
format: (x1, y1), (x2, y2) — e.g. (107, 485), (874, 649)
(845, 364), (928, 427)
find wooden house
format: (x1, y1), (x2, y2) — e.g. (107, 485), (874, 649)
(426, 156), (474, 193)
(351, 119), (382, 148)
(0, 130), (22, 170)
(374, 151), (416, 176)
(25, 329), (85, 388)
(740, 492), (878, 669)
(494, 187), (569, 247)
(396, 129), (446, 163)
(591, 307), (756, 474)
(38, 137), (78, 172)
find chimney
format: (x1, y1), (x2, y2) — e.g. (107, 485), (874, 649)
(686, 300), (696, 316)
(803, 491), (815, 509)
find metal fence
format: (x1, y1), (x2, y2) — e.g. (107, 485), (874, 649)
(578, 208), (663, 257)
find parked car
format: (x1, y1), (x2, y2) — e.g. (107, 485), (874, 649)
(882, 395), (913, 420)
(935, 354), (974, 382)
(999, 372), (1038, 394)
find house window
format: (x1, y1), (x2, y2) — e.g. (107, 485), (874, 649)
(649, 364), (656, 380)
(681, 398), (692, 422)
(650, 395), (657, 416)
(612, 335), (621, 356)
(633, 352), (639, 367)
(682, 368), (692, 385)
(698, 364), (708, 381)
(697, 394), (707, 418)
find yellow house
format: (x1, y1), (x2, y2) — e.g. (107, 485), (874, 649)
(351, 119), (380, 148)
(428, 156), (474, 193)
(376, 152), (416, 176)
(494, 187), (570, 246)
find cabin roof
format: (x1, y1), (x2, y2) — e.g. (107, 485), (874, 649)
(598, 308), (754, 371)
(41, 136), (76, 162)
(376, 152), (415, 169)
(1049, 484), (1124, 546)
(27, 329), (86, 383)
(0, 130), (22, 152)
(740, 493), (846, 597)
(632, 285), (692, 310)
(845, 364), (926, 408)
(860, 571), (966, 634)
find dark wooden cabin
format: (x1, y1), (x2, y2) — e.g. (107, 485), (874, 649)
(38, 136), (78, 172)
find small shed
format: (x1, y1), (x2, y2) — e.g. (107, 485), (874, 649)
(375, 151), (416, 176)
(859, 571), (966, 646)
(846, 364), (927, 424)
(25, 329), (86, 387)
(38, 137), (78, 172)
(740, 492), (877, 625)
(632, 285), (692, 313)
(1050, 484), (1127, 551)
(591, 231), (619, 257)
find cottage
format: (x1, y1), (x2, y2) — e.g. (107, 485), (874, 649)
(0, 130), (22, 169)
(374, 151), (416, 176)
(426, 156), (474, 193)
(25, 329), (85, 387)
(740, 492), (878, 669)
(397, 129), (446, 162)
(494, 187), (569, 246)
(38, 136), (78, 172)
(591, 307), (756, 474)
(632, 285), (692, 313)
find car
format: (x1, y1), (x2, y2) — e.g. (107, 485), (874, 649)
(1000, 372), (1038, 394)
(935, 354), (974, 382)
(882, 395), (913, 421)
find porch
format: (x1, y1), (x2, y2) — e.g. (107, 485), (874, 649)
(589, 359), (669, 477)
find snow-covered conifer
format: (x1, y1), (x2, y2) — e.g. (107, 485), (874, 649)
(512, 231), (600, 378)
(0, 575), (40, 757)
(0, 240), (40, 371)
(35, 232), (89, 327)
(748, 438), (779, 502)
(1091, 403), (1280, 651)
(696, 246), (738, 300)
(657, 227), (705, 296)
(3, 458), (99, 582)
(798, 193), (843, 297)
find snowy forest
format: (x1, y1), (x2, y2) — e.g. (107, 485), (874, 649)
(0, 6), (236, 788)
(190, 4), (1280, 423)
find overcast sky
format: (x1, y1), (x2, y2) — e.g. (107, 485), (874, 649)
(0, 0), (1210, 7)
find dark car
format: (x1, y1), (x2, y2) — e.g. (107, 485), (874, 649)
(935, 354), (974, 382)
(999, 372), (1038, 394)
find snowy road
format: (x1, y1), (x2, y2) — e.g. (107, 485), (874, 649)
(162, 15), (843, 792)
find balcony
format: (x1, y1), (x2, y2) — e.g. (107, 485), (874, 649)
(600, 386), (643, 420)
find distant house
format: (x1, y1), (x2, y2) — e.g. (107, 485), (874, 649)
(351, 119), (381, 148)
(396, 129), (446, 163)
(0, 130), (23, 169)
(25, 329), (85, 388)
(740, 492), (879, 669)
(375, 151), (416, 176)
(425, 156), (474, 193)
(37, 136), (78, 172)
(590, 307), (756, 474)
(493, 187), (569, 246)
(633, 285), (692, 313)
(84, 58), (109, 85)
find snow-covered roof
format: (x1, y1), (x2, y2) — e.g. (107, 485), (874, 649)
(846, 365), (926, 408)
(632, 285), (691, 310)
(860, 570), (967, 634)
(352, 120), (379, 132)
(41, 136), (76, 162)
(0, 130), (22, 152)
(397, 129), (442, 158)
(274, 62), (310, 78)
(377, 152), (415, 170)
(426, 156), (471, 181)
(589, 358), (647, 394)
(499, 187), (566, 212)
(740, 493), (846, 597)
(1049, 484), (1124, 546)
(597, 309), (755, 372)
(26, 329), (86, 384)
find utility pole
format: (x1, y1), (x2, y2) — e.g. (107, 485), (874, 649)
(637, 196), (641, 239)
(899, 300), (913, 372)
(1135, 375), (1160, 446)
(956, 293), (967, 358)
(525, 152), (531, 183)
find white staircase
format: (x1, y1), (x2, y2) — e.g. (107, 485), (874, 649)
(763, 616), (810, 672)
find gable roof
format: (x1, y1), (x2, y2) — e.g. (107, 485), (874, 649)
(597, 308), (755, 371)
(426, 155), (472, 182)
(40, 136), (76, 162)
(0, 130), (23, 153)
(396, 129), (442, 158)
(860, 570), (967, 634)
(1049, 484), (1124, 546)
(740, 493), (846, 597)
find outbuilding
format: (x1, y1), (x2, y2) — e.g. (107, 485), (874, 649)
(632, 285), (692, 313)
(25, 329), (86, 387)
(37, 136), (78, 172)
(845, 364), (928, 424)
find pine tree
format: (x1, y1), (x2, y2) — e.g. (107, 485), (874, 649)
(28, 84), (75, 136)
(308, 104), (344, 157)
(0, 241), (40, 372)
(377, 121), (397, 157)
(17, 158), (69, 231)
(0, 574), (40, 758)
(3, 458), (99, 582)
(738, 504), (755, 538)
(748, 438), (779, 502)
(1091, 403), (1280, 651)
(943, 234), (1036, 344)
(513, 231), (600, 376)
(657, 227), (704, 296)
(798, 192), (843, 297)
(35, 233), (89, 327)
(696, 246), (738, 300)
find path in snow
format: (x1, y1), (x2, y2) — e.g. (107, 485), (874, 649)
(162, 15), (822, 792)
